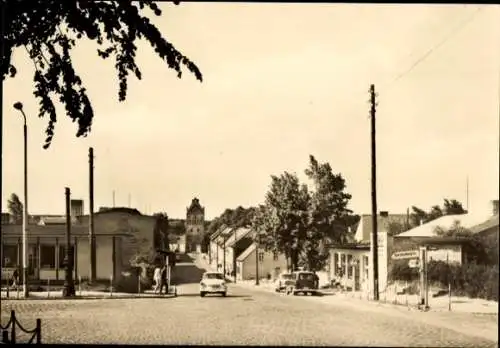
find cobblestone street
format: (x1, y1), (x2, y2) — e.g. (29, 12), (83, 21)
(1, 257), (497, 346)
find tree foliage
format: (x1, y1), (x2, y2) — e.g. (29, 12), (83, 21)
(252, 155), (357, 272)
(152, 212), (169, 251)
(2, 0), (202, 149)
(7, 193), (23, 224)
(410, 199), (466, 226)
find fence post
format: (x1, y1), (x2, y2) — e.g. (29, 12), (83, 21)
(10, 311), (16, 344)
(448, 282), (452, 311)
(110, 275), (113, 297)
(36, 318), (41, 344)
(405, 281), (408, 307)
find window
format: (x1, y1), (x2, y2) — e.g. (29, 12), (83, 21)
(273, 251), (279, 261)
(2, 244), (18, 268)
(347, 255), (353, 278)
(203, 273), (224, 280)
(40, 245), (56, 269)
(58, 245), (75, 268)
(258, 251), (264, 262)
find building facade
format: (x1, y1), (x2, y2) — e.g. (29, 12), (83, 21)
(1, 208), (156, 283)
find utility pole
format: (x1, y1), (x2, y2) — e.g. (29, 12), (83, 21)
(255, 234), (260, 286)
(63, 187), (75, 297)
(370, 84), (380, 301)
(112, 190), (115, 208)
(223, 234), (226, 278)
(89, 147), (96, 283)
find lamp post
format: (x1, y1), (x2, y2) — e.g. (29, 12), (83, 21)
(13, 102), (29, 298)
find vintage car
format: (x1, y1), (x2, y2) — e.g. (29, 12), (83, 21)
(274, 272), (295, 292)
(285, 271), (319, 296)
(200, 271), (227, 297)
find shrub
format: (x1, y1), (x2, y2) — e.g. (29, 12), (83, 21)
(391, 259), (498, 302)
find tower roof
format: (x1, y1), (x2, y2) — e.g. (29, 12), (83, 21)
(187, 197), (204, 215)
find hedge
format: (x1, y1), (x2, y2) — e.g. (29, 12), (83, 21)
(389, 260), (499, 301)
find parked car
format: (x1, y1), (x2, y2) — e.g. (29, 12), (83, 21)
(274, 272), (295, 292)
(200, 271), (227, 297)
(286, 271), (319, 296)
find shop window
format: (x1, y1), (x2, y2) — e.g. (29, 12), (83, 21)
(2, 244), (18, 268)
(40, 245), (56, 269)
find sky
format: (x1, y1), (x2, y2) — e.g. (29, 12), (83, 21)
(2, 3), (499, 220)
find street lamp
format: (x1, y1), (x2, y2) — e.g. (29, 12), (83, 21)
(13, 102), (29, 298)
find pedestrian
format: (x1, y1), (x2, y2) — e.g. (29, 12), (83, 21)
(159, 265), (167, 295)
(11, 269), (19, 289)
(153, 266), (161, 294)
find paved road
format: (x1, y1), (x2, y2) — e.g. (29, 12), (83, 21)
(1, 256), (497, 346)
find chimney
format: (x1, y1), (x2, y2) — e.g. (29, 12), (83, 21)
(492, 200), (499, 216)
(380, 211), (389, 217)
(71, 199), (84, 218)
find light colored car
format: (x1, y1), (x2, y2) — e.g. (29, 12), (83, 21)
(200, 271), (227, 297)
(274, 272), (295, 292)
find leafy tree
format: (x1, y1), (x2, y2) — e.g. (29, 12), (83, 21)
(410, 199), (466, 226)
(443, 199), (466, 215)
(7, 193), (23, 224)
(2, 0), (202, 149)
(303, 155), (356, 270)
(387, 221), (407, 237)
(152, 212), (169, 251)
(410, 206), (427, 227)
(255, 172), (310, 271)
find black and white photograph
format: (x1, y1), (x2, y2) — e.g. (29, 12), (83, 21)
(1, 1), (498, 346)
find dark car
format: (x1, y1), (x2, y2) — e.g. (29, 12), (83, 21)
(286, 271), (319, 296)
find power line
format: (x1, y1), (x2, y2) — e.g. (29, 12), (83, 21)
(385, 6), (484, 90)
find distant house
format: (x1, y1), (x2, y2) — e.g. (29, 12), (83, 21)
(235, 243), (287, 281)
(212, 227), (234, 272)
(395, 202), (499, 265)
(1, 208), (157, 282)
(328, 211), (407, 293)
(208, 224), (227, 265)
(223, 227), (254, 278)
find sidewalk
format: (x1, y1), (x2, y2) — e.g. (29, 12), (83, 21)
(1, 290), (175, 300)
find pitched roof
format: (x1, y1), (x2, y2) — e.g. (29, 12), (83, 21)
(225, 227), (253, 248)
(236, 242), (257, 262)
(210, 224), (227, 241)
(354, 214), (408, 242)
(396, 212), (494, 238)
(469, 214), (499, 234)
(215, 227), (233, 244)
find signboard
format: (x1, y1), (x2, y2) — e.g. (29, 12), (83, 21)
(391, 250), (419, 260)
(408, 259), (420, 268)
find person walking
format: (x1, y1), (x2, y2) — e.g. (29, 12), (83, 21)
(153, 266), (161, 294)
(159, 265), (167, 295)
(11, 269), (19, 289)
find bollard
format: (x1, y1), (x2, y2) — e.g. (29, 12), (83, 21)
(78, 276), (82, 296)
(2, 330), (9, 343)
(47, 279), (51, 298)
(10, 311), (16, 344)
(35, 318), (42, 344)
(16, 284), (19, 299)
(6, 282), (9, 298)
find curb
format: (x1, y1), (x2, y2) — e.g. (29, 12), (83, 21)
(1, 294), (177, 301)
